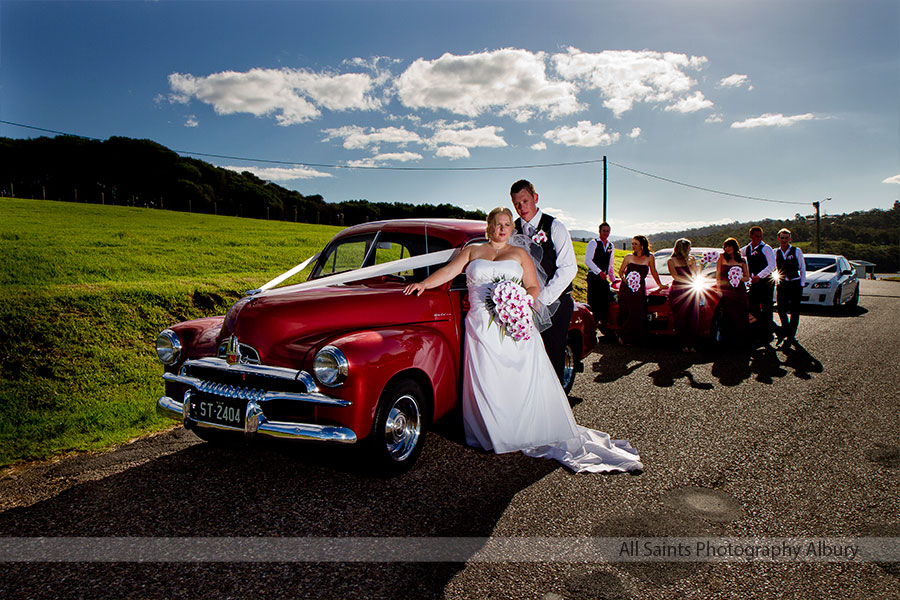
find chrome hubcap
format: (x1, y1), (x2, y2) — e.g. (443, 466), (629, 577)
(384, 394), (421, 461)
(562, 346), (575, 390)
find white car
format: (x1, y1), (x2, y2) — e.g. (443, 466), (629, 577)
(802, 253), (860, 307)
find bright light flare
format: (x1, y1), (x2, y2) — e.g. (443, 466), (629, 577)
(689, 274), (715, 294)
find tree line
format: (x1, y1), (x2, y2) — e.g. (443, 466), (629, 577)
(647, 202), (900, 272)
(0, 135), (487, 225)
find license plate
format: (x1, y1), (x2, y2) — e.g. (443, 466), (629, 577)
(190, 395), (245, 429)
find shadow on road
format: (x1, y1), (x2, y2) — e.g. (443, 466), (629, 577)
(0, 427), (557, 599)
(590, 334), (823, 388)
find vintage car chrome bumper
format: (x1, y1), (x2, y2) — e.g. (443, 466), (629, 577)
(157, 357), (357, 444)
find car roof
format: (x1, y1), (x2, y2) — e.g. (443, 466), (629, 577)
(653, 247), (721, 255)
(331, 218), (486, 245)
(803, 253), (845, 260)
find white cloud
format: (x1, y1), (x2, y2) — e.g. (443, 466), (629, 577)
(540, 207), (579, 231)
(322, 125), (422, 149)
(628, 127), (641, 139)
(167, 68), (381, 126)
(347, 151), (423, 168)
(184, 115), (198, 128)
(221, 165), (333, 181)
(731, 113), (817, 129)
(420, 119), (478, 131)
(396, 48), (582, 120)
(435, 145), (470, 159)
(705, 113), (724, 123)
(373, 151), (422, 162)
(543, 120), (620, 147)
(665, 91), (714, 113)
(883, 174), (900, 184)
(429, 125), (507, 148)
(531, 141), (547, 150)
(552, 47), (708, 117)
(719, 73), (749, 88)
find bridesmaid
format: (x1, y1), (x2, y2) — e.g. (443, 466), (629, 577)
(666, 238), (701, 352)
(617, 235), (666, 345)
(716, 237), (751, 345)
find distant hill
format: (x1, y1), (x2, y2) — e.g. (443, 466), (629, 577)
(646, 204), (900, 272)
(570, 229), (630, 243)
(0, 135), (487, 226)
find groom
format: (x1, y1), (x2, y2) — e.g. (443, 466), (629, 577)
(510, 179), (578, 387)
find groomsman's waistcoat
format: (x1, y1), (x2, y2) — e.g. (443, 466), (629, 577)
(776, 246), (801, 282)
(592, 240), (613, 275)
(745, 243), (771, 278)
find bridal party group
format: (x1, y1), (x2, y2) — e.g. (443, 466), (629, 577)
(585, 223), (806, 352)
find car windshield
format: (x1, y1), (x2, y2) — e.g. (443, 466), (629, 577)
(805, 257), (837, 273)
(311, 231), (453, 280)
(655, 250), (719, 278)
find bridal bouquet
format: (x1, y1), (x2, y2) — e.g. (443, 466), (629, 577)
(727, 266), (744, 288)
(486, 278), (535, 342)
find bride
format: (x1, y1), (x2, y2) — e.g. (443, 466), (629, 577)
(404, 207), (642, 473)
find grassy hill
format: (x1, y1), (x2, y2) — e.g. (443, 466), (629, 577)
(0, 197), (340, 467)
(647, 202), (900, 272)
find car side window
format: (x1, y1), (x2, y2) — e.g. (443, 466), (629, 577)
(373, 241), (416, 277)
(319, 239), (370, 276)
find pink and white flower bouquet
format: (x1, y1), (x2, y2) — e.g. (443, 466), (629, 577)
(485, 278), (535, 342)
(531, 230), (548, 245)
(727, 266), (744, 288)
(625, 270), (642, 293)
(701, 250), (719, 267)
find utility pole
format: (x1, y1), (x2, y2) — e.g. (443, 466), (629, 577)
(813, 198), (828, 253)
(602, 155), (608, 223)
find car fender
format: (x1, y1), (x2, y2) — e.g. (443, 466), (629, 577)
(313, 324), (460, 440)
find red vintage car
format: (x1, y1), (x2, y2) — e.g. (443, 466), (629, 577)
(155, 219), (596, 472)
(603, 247), (726, 341)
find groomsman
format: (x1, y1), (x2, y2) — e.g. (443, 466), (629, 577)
(585, 222), (616, 327)
(510, 179), (578, 387)
(775, 228), (806, 348)
(742, 226), (777, 343)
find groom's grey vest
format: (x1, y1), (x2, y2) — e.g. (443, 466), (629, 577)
(515, 213), (573, 297)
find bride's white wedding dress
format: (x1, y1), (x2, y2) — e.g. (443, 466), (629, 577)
(462, 259), (643, 473)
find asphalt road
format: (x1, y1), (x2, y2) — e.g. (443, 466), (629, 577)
(1, 279), (899, 599)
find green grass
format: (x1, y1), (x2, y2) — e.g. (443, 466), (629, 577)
(0, 198), (340, 467)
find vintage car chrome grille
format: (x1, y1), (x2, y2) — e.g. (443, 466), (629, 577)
(183, 360), (310, 394)
(165, 357), (351, 408)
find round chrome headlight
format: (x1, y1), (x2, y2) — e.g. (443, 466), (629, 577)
(314, 345), (349, 387)
(156, 329), (182, 365)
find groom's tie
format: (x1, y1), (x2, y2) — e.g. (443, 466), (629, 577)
(523, 222), (536, 237)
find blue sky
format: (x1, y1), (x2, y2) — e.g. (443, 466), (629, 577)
(2, 0), (898, 236)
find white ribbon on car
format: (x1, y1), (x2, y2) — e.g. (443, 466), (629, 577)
(257, 248), (458, 296)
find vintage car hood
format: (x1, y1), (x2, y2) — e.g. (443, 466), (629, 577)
(219, 280), (456, 368)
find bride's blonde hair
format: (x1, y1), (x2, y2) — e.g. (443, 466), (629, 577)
(486, 206), (514, 239)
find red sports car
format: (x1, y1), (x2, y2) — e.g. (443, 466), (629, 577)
(155, 219), (596, 472)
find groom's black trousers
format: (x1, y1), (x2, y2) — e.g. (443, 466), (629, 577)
(541, 293), (575, 387)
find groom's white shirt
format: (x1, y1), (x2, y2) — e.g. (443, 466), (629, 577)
(522, 209), (577, 307)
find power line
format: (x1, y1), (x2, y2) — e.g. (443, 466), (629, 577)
(607, 160), (815, 206)
(1, 119), (822, 205)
